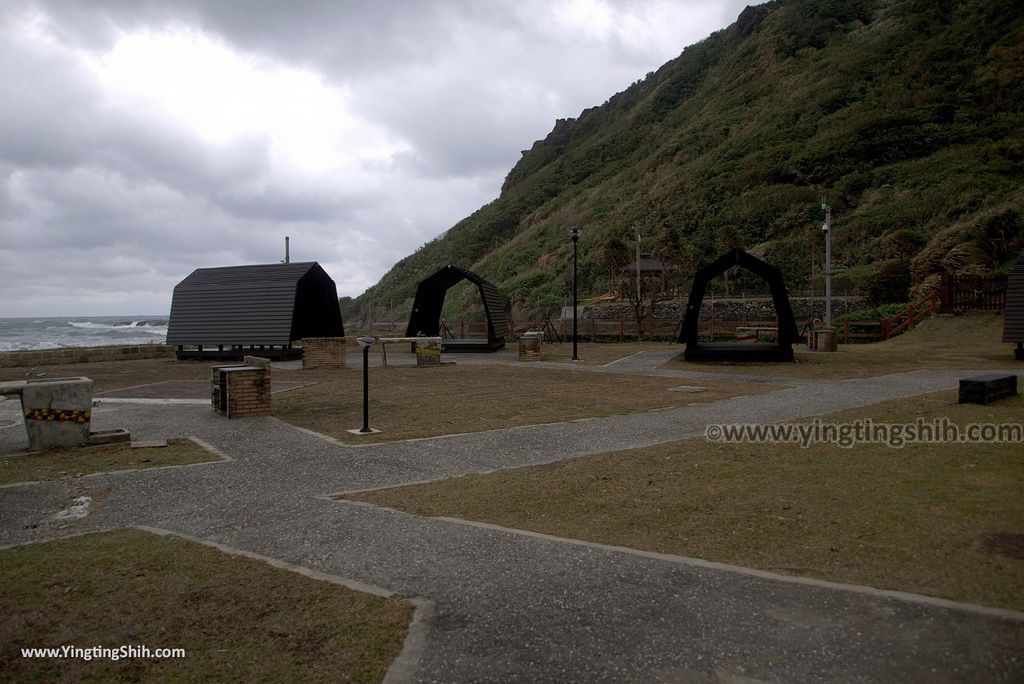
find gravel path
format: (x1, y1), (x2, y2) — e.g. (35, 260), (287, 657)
(1, 357), (1022, 682)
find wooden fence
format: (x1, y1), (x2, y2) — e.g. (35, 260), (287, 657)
(366, 293), (939, 345)
(366, 319), (683, 342)
(940, 273), (1007, 313)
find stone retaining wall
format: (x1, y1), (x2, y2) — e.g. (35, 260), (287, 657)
(0, 344), (174, 368)
(581, 297), (873, 321)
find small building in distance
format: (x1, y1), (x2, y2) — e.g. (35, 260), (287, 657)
(620, 252), (672, 296)
(167, 261), (344, 360)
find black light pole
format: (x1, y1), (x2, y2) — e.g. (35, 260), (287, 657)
(570, 226), (580, 361)
(355, 336), (376, 434)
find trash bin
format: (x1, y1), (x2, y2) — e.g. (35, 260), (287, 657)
(518, 332), (542, 361)
(20, 377), (93, 450)
(817, 327), (837, 352)
(415, 339), (441, 366)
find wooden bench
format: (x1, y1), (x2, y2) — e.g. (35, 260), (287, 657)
(735, 327), (777, 343)
(958, 373), (1019, 404)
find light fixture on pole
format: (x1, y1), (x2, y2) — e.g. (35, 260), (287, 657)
(570, 226), (581, 361)
(348, 336), (380, 435)
(821, 199), (832, 329)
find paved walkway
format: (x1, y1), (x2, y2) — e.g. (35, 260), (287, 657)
(1, 355), (1022, 682)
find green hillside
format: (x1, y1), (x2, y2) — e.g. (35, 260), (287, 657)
(349, 0), (1024, 323)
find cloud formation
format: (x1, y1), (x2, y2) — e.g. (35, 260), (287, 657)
(0, 0), (756, 316)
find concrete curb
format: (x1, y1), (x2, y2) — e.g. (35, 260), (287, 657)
(0, 526), (434, 682)
(333, 499), (1024, 623)
(132, 525), (434, 683)
(383, 598), (435, 684)
(436, 515), (1024, 622)
(0, 436), (232, 490)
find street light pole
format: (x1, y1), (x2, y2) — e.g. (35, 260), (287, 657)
(347, 336), (380, 435)
(570, 226), (580, 361)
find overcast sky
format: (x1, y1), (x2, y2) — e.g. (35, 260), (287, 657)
(0, 0), (755, 317)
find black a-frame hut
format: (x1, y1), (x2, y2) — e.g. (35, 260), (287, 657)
(1003, 257), (1024, 360)
(167, 261), (344, 360)
(678, 248), (799, 362)
(406, 265), (509, 352)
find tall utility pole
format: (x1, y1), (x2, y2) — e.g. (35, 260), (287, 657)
(821, 199), (832, 328)
(570, 226), (581, 361)
(635, 228), (642, 304)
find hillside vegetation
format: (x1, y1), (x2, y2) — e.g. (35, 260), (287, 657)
(349, 0), (1024, 322)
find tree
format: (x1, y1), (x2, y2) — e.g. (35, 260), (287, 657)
(598, 234), (630, 293)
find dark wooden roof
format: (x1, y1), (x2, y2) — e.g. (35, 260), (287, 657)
(406, 265), (509, 349)
(621, 252), (669, 274)
(167, 262), (344, 347)
(1003, 258), (1024, 343)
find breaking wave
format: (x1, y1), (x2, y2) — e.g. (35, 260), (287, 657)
(0, 317), (169, 351)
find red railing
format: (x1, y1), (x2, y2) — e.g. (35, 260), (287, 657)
(837, 320), (884, 344)
(880, 292), (938, 340)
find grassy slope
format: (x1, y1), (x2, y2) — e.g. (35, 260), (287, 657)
(352, 0), (1024, 321)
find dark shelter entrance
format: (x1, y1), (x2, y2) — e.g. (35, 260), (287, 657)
(406, 265), (509, 352)
(678, 248), (799, 362)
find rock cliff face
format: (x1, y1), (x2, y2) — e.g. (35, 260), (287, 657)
(352, 0), (1024, 324)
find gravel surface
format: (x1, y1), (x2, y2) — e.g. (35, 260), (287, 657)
(1, 361), (1023, 682)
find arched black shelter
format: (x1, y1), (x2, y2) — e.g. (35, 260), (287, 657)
(167, 261), (344, 360)
(406, 265), (509, 352)
(678, 248), (799, 362)
(1003, 257), (1024, 360)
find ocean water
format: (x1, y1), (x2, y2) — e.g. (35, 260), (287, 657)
(0, 316), (168, 352)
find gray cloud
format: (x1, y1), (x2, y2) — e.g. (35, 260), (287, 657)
(0, 1), (761, 317)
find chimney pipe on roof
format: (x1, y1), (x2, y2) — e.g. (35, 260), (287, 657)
(285, 236), (290, 263)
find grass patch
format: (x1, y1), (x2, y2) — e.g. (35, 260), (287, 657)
(672, 312), (1017, 379)
(276, 364), (776, 443)
(0, 528), (412, 682)
(0, 358), (211, 394)
(346, 391), (1024, 610)
(540, 341), (674, 366)
(0, 438), (219, 485)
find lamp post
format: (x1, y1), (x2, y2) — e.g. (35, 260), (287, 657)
(821, 199), (832, 329)
(348, 336), (380, 435)
(570, 226), (580, 361)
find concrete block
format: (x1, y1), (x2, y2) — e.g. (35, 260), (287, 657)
(20, 377), (93, 450)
